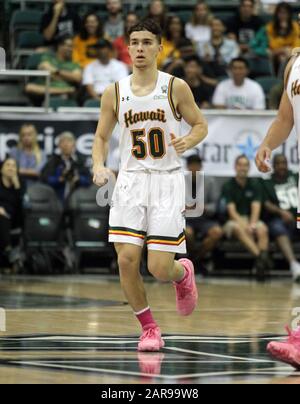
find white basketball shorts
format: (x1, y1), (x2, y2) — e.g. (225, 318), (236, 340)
(109, 169), (187, 254)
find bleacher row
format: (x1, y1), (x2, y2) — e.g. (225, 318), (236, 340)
(0, 3), (290, 109)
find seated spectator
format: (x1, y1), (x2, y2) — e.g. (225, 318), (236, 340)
(185, 155), (223, 273)
(73, 13), (106, 69)
(83, 39), (128, 101)
(147, 0), (168, 31)
(10, 124), (46, 187)
(104, 0), (124, 41)
(251, 3), (300, 75)
(221, 155), (271, 280)
(41, 132), (90, 203)
(226, 0), (263, 57)
(40, 0), (81, 46)
(113, 12), (139, 68)
(157, 15), (185, 69)
(183, 55), (215, 108)
(185, 1), (213, 48)
(198, 18), (240, 78)
(212, 57), (266, 109)
(25, 36), (82, 105)
(0, 158), (24, 270)
(261, 154), (300, 281)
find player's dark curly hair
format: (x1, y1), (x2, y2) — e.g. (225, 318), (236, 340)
(128, 19), (163, 44)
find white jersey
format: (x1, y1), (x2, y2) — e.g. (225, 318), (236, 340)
(115, 70), (183, 171)
(287, 54), (300, 160)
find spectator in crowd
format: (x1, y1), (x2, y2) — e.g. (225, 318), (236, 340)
(41, 132), (90, 203)
(261, 154), (300, 281)
(221, 155), (271, 280)
(147, 0), (168, 31)
(212, 57), (266, 109)
(185, 155), (224, 272)
(83, 38), (128, 101)
(73, 13), (106, 69)
(9, 124), (46, 187)
(0, 158), (24, 270)
(40, 0), (81, 46)
(25, 36), (82, 104)
(185, 1), (213, 48)
(226, 0), (264, 57)
(183, 55), (215, 108)
(113, 12), (139, 68)
(157, 15), (185, 69)
(104, 0), (124, 41)
(251, 2), (300, 74)
(198, 18), (240, 78)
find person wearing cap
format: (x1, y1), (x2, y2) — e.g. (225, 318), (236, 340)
(41, 132), (91, 202)
(83, 38), (129, 101)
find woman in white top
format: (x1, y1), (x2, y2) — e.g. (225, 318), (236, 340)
(185, 1), (213, 47)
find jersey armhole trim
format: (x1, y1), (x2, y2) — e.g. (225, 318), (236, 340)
(168, 76), (182, 122)
(115, 82), (120, 121)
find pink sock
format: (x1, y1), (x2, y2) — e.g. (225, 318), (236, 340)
(135, 307), (157, 330)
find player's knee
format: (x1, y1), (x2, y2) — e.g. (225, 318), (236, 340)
(257, 224), (269, 237)
(118, 254), (138, 273)
(148, 261), (172, 282)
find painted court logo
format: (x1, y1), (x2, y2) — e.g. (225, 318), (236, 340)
(0, 47), (6, 71)
(0, 308), (6, 332)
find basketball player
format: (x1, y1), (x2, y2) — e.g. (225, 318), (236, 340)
(256, 40), (300, 367)
(92, 19), (208, 351)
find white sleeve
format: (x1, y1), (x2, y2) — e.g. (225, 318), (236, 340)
(253, 84), (266, 110)
(82, 64), (94, 86)
(212, 82), (227, 107)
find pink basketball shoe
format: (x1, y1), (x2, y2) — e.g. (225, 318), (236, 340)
(138, 325), (165, 352)
(173, 258), (198, 316)
(267, 326), (300, 369)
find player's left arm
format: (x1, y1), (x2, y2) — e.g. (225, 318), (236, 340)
(170, 78), (208, 155)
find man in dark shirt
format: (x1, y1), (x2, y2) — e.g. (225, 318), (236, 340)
(226, 0), (263, 56)
(221, 155), (270, 280)
(183, 56), (215, 108)
(41, 131), (91, 203)
(261, 154), (300, 281)
(40, 0), (81, 46)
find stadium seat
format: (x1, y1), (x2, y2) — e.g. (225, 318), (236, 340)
(25, 52), (44, 70)
(68, 185), (113, 273)
(84, 98), (101, 108)
(23, 183), (68, 274)
(0, 83), (30, 106)
(10, 9), (44, 67)
(256, 76), (282, 97)
(248, 57), (274, 78)
(49, 97), (79, 110)
(17, 31), (44, 49)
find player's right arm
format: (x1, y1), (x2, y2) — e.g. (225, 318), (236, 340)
(92, 84), (117, 187)
(255, 57), (295, 173)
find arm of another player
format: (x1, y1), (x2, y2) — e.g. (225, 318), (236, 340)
(170, 78), (208, 155)
(92, 84), (118, 187)
(255, 58), (295, 173)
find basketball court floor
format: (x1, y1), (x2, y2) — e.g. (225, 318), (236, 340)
(0, 274), (299, 384)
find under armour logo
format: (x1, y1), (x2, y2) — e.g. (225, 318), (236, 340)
(122, 96), (130, 102)
(161, 85), (168, 94)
